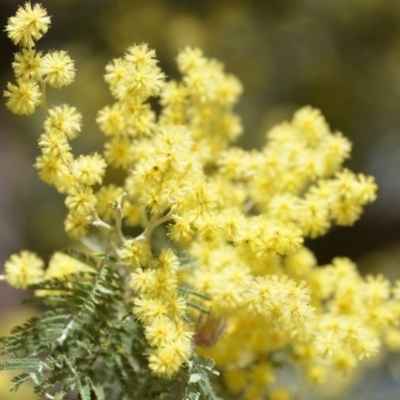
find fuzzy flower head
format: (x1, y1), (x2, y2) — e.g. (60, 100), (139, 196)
(64, 211), (90, 240)
(5, 2), (51, 48)
(4, 250), (44, 289)
(125, 43), (158, 69)
(44, 104), (82, 139)
(45, 252), (94, 280)
(120, 238), (152, 268)
(65, 186), (97, 216)
(12, 48), (43, 80)
(72, 153), (107, 187)
(3, 79), (41, 115)
(42, 50), (75, 88)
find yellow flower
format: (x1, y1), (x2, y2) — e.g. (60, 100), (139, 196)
(38, 131), (71, 157)
(64, 211), (90, 240)
(95, 184), (125, 222)
(12, 48), (43, 80)
(167, 217), (193, 243)
(4, 79), (41, 115)
(44, 104), (82, 139)
(104, 57), (129, 96)
(42, 50), (75, 88)
(144, 317), (176, 348)
(123, 64), (166, 100)
(176, 46), (206, 74)
(45, 252), (94, 279)
(151, 248), (180, 271)
(292, 105), (330, 144)
(35, 153), (72, 188)
(148, 347), (182, 378)
(132, 298), (169, 322)
(4, 250), (44, 289)
(96, 104), (126, 136)
(120, 238), (152, 268)
(5, 2), (51, 48)
(72, 153), (107, 187)
(125, 43), (157, 69)
(104, 136), (134, 169)
(65, 187), (97, 216)
(130, 268), (156, 295)
(269, 388), (291, 400)
(122, 201), (141, 227)
(223, 369), (248, 394)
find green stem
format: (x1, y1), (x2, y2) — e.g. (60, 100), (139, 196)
(40, 80), (50, 116)
(140, 209), (174, 243)
(242, 198), (255, 214)
(179, 287), (211, 300)
(110, 193), (126, 245)
(92, 211), (113, 231)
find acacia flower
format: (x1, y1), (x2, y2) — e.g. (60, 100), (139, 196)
(38, 131), (71, 156)
(72, 153), (107, 187)
(95, 184), (125, 222)
(3, 250), (44, 289)
(104, 136), (134, 169)
(96, 104), (126, 136)
(125, 43), (158, 69)
(12, 48), (43, 80)
(42, 50), (75, 88)
(65, 186), (97, 216)
(45, 252), (94, 279)
(5, 2), (51, 48)
(120, 238), (152, 268)
(148, 347), (182, 378)
(44, 104), (82, 139)
(64, 211), (90, 240)
(4, 79), (41, 115)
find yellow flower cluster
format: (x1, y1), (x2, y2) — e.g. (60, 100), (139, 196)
(198, 252), (400, 395)
(130, 249), (193, 377)
(3, 3), (399, 394)
(218, 106), (377, 238)
(4, 3), (76, 115)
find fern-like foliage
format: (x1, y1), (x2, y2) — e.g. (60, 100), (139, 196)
(0, 252), (217, 400)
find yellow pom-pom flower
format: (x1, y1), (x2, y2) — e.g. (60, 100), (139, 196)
(44, 104), (82, 139)
(65, 187), (97, 216)
(120, 238), (152, 268)
(5, 2), (51, 48)
(12, 48), (43, 80)
(4, 251), (44, 289)
(3, 79), (41, 115)
(42, 50), (76, 89)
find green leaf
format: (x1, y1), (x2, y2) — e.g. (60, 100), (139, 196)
(186, 300), (210, 314)
(184, 391), (201, 400)
(0, 358), (40, 370)
(62, 248), (98, 267)
(30, 370), (41, 385)
(79, 378), (91, 400)
(10, 372), (30, 391)
(189, 373), (202, 383)
(54, 390), (68, 400)
(179, 286), (211, 300)
(90, 381), (105, 400)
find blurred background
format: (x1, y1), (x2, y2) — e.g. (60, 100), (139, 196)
(1, 0), (400, 398)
